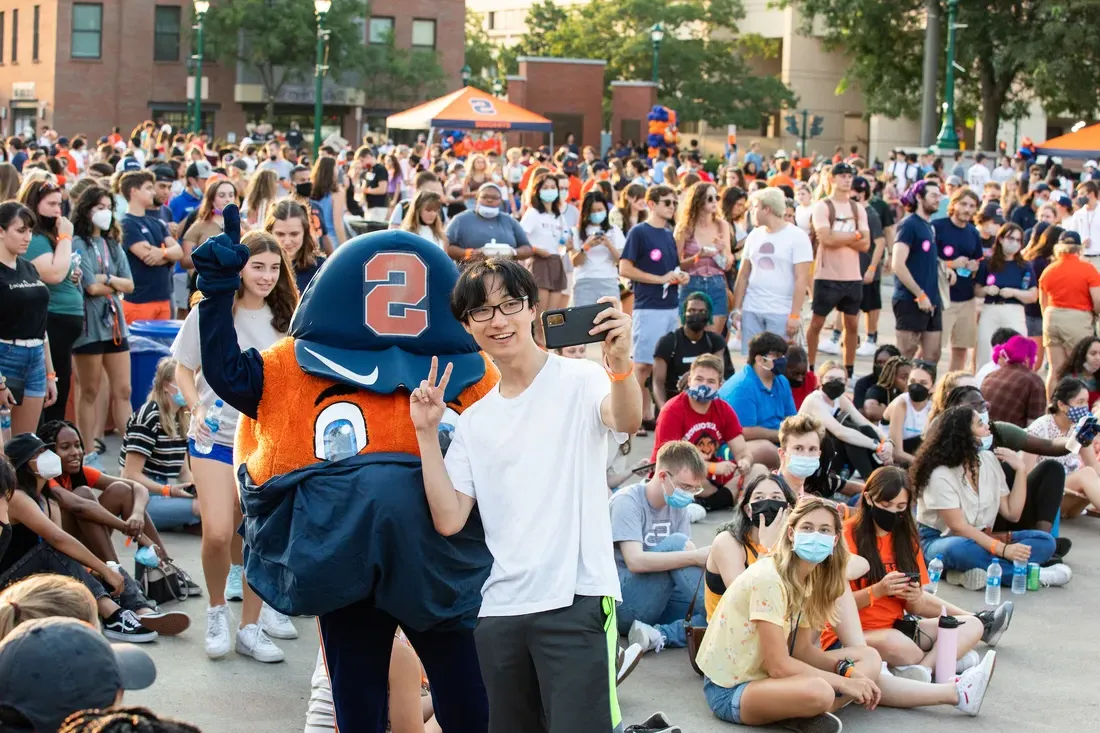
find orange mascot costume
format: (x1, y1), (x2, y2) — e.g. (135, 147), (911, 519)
(191, 206), (496, 732)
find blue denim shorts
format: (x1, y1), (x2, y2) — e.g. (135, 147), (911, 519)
(704, 677), (751, 724)
(631, 308), (680, 365)
(679, 274), (729, 317)
(188, 438), (233, 465)
(0, 342), (47, 398)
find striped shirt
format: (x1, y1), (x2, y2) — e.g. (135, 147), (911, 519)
(120, 401), (188, 481)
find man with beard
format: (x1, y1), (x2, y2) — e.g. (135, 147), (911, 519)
(891, 180), (944, 362)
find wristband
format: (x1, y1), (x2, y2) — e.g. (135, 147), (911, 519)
(692, 254), (700, 264)
(866, 264), (877, 274)
(46, 372), (57, 380)
(788, 314), (801, 321)
(990, 540), (1002, 557)
(916, 292), (930, 303)
(464, 248), (474, 261)
(57, 235), (72, 244)
(162, 485), (171, 497)
(604, 359), (633, 382)
(854, 231), (862, 241)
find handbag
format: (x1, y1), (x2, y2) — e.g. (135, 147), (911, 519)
(135, 558), (188, 605)
(684, 572), (707, 676)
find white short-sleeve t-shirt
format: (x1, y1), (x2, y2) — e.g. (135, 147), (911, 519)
(520, 208), (567, 256)
(444, 353), (625, 617)
(742, 223), (814, 315)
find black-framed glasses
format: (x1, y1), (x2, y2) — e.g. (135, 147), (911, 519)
(465, 296), (528, 323)
(705, 195), (718, 203)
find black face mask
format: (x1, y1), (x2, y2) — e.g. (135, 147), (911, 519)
(907, 383), (930, 402)
(684, 314), (708, 331)
(749, 499), (788, 527)
(295, 182), (313, 197)
(822, 380), (846, 400)
(269, 154), (278, 161)
(869, 504), (900, 533)
(788, 376), (804, 388)
(872, 363), (885, 379)
(38, 215), (57, 233)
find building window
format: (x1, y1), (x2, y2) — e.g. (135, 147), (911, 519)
(11, 8), (17, 63)
(154, 5), (181, 61)
(0, 13), (6, 63)
(31, 5), (38, 62)
(411, 19), (436, 49)
(488, 11), (495, 30)
(368, 16), (393, 44)
(71, 3), (103, 59)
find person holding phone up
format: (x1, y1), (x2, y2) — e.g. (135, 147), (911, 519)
(572, 191), (625, 307)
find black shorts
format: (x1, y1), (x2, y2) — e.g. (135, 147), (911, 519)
(72, 338), (130, 356)
(892, 298), (942, 333)
(861, 280), (883, 312)
(812, 279), (863, 317)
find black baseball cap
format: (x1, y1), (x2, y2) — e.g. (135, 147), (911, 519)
(2, 433), (45, 470)
(851, 176), (871, 197)
(150, 164), (176, 183)
(980, 203), (1005, 224)
(0, 618), (156, 732)
(831, 162), (855, 177)
(1059, 230), (1082, 245)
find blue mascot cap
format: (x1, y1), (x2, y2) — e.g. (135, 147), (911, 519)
(291, 230), (485, 403)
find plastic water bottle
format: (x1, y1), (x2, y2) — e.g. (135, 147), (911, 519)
(192, 399), (224, 455)
(927, 555), (944, 595)
(0, 404), (11, 447)
(1011, 558), (1027, 595)
(984, 560), (1002, 606)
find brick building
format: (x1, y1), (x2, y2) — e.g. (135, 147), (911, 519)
(0, 0), (464, 143)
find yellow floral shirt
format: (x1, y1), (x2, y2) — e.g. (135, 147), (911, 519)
(695, 556), (809, 688)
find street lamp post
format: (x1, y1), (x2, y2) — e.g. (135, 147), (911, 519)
(191, 0), (209, 135)
(461, 64), (472, 87)
(313, 0), (331, 161)
(649, 23), (664, 86)
(935, 0), (960, 150)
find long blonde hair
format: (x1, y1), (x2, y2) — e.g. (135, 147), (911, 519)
(0, 574), (98, 641)
(244, 169), (278, 219)
(769, 496), (849, 631)
(401, 190), (445, 243)
(149, 357), (189, 439)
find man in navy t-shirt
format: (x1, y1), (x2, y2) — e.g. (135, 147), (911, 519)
(619, 185), (689, 429)
(933, 187), (983, 372)
(119, 171), (183, 322)
(891, 180), (944, 363)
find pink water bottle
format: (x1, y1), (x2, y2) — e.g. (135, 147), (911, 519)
(934, 607), (960, 683)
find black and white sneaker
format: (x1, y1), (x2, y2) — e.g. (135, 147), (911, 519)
(175, 565), (203, 597)
(625, 712), (681, 733)
(103, 609), (158, 643)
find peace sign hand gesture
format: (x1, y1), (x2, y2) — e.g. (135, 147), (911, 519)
(411, 356), (453, 433)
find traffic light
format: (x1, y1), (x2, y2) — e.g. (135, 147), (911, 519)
(785, 114), (800, 137)
(809, 115), (824, 138)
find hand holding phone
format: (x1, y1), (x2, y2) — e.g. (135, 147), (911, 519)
(542, 303), (613, 350)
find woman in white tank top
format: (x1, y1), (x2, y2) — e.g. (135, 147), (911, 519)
(886, 362), (935, 465)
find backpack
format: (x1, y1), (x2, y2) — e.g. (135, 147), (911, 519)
(667, 329), (735, 381)
(135, 559), (189, 605)
(808, 199), (837, 257)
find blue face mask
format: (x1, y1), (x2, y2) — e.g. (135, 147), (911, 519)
(792, 531), (836, 564)
(589, 211), (607, 224)
(539, 189), (559, 203)
(978, 434), (993, 451)
(772, 356), (788, 376)
(172, 390), (187, 408)
(957, 268), (972, 277)
(685, 384), (719, 403)
(135, 545), (161, 568)
(786, 454), (820, 479)
(1068, 405), (1091, 424)
(665, 484), (697, 509)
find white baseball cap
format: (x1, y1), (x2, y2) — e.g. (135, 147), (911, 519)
(774, 149), (788, 159)
(1086, 160), (1098, 169)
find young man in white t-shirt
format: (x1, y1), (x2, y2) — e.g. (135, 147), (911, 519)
(731, 186), (812, 352)
(411, 258), (642, 733)
(967, 153), (991, 191)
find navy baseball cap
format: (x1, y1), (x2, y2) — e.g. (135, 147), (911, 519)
(121, 157), (142, 172)
(1059, 230), (1082, 245)
(291, 230), (486, 403)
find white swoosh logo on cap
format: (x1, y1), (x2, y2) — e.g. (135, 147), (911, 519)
(303, 347), (379, 387)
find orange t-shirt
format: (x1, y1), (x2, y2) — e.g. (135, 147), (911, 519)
(1039, 254), (1100, 311)
(49, 466), (103, 491)
(819, 518), (928, 649)
(767, 173), (796, 189)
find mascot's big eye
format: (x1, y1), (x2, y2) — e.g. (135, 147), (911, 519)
(314, 402), (368, 462)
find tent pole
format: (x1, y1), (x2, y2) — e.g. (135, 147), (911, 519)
(550, 130), (554, 153)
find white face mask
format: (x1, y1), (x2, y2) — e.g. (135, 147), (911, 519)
(35, 450), (63, 480)
(170, 180), (185, 197)
(91, 209), (113, 231)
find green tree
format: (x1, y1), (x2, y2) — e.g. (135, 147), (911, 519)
(465, 10), (502, 93)
(782, 0), (1100, 150)
(513, 0), (795, 128)
(358, 35), (449, 106)
(203, 0), (365, 119)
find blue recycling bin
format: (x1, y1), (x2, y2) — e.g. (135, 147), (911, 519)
(129, 319), (184, 348)
(129, 336), (172, 412)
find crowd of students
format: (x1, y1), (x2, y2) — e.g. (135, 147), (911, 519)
(0, 122), (1098, 732)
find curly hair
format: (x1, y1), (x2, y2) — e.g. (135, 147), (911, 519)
(909, 405), (980, 492)
(59, 707), (201, 733)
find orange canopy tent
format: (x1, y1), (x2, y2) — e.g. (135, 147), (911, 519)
(385, 86), (553, 133)
(1036, 124), (1100, 159)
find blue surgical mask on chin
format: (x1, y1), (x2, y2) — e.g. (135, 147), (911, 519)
(663, 477), (696, 509)
(792, 531), (836, 564)
(978, 434), (993, 451)
(786, 454), (820, 479)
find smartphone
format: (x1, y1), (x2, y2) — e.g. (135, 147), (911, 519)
(904, 571), (922, 584)
(542, 302), (613, 350)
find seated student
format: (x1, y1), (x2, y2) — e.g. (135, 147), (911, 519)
(0, 574), (99, 641)
(853, 344), (901, 409)
(119, 358), (201, 532)
(1027, 377), (1100, 524)
(983, 335), (1047, 428)
(0, 436), (189, 641)
(928, 369), (976, 423)
(696, 497), (883, 733)
(974, 327), (1020, 386)
(704, 473), (796, 621)
(777, 413), (864, 508)
(800, 361), (893, 481)
(913, 406), (1067, 590)
(1057, 335), (1100, 408)
(720, 332), (796, 451)
(783, 344), (818, 410)
(871, 354), (912, 407)
(652, 291), (731, 413)
(613, 441), (709, 655)
(652, 354), (758, 512)
(820, 467), (1001, 684)
(883, 360), (936, 465)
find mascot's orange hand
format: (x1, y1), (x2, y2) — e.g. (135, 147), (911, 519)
(410, 356), (453, 434)
(191, 204), (250, 294)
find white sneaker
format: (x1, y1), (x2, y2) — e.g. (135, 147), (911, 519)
(627, 619), (665, 654)
(855, 339), (878, 357)
(945, 568), (988, 591)
(955, 649), (980, 674)
(616, 642), (643, 685)
(686, 503), (706, 523)
(260, 602), (299, 640)
(889, 664), (932, 683)
(727, 334), (741, 352)
(1039, 563), (1072, 587)
(205, 604), (232, 659)
(955, 650), (996, 716)
(818, 337), (841, 355)
(236, 623), (285, 663)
